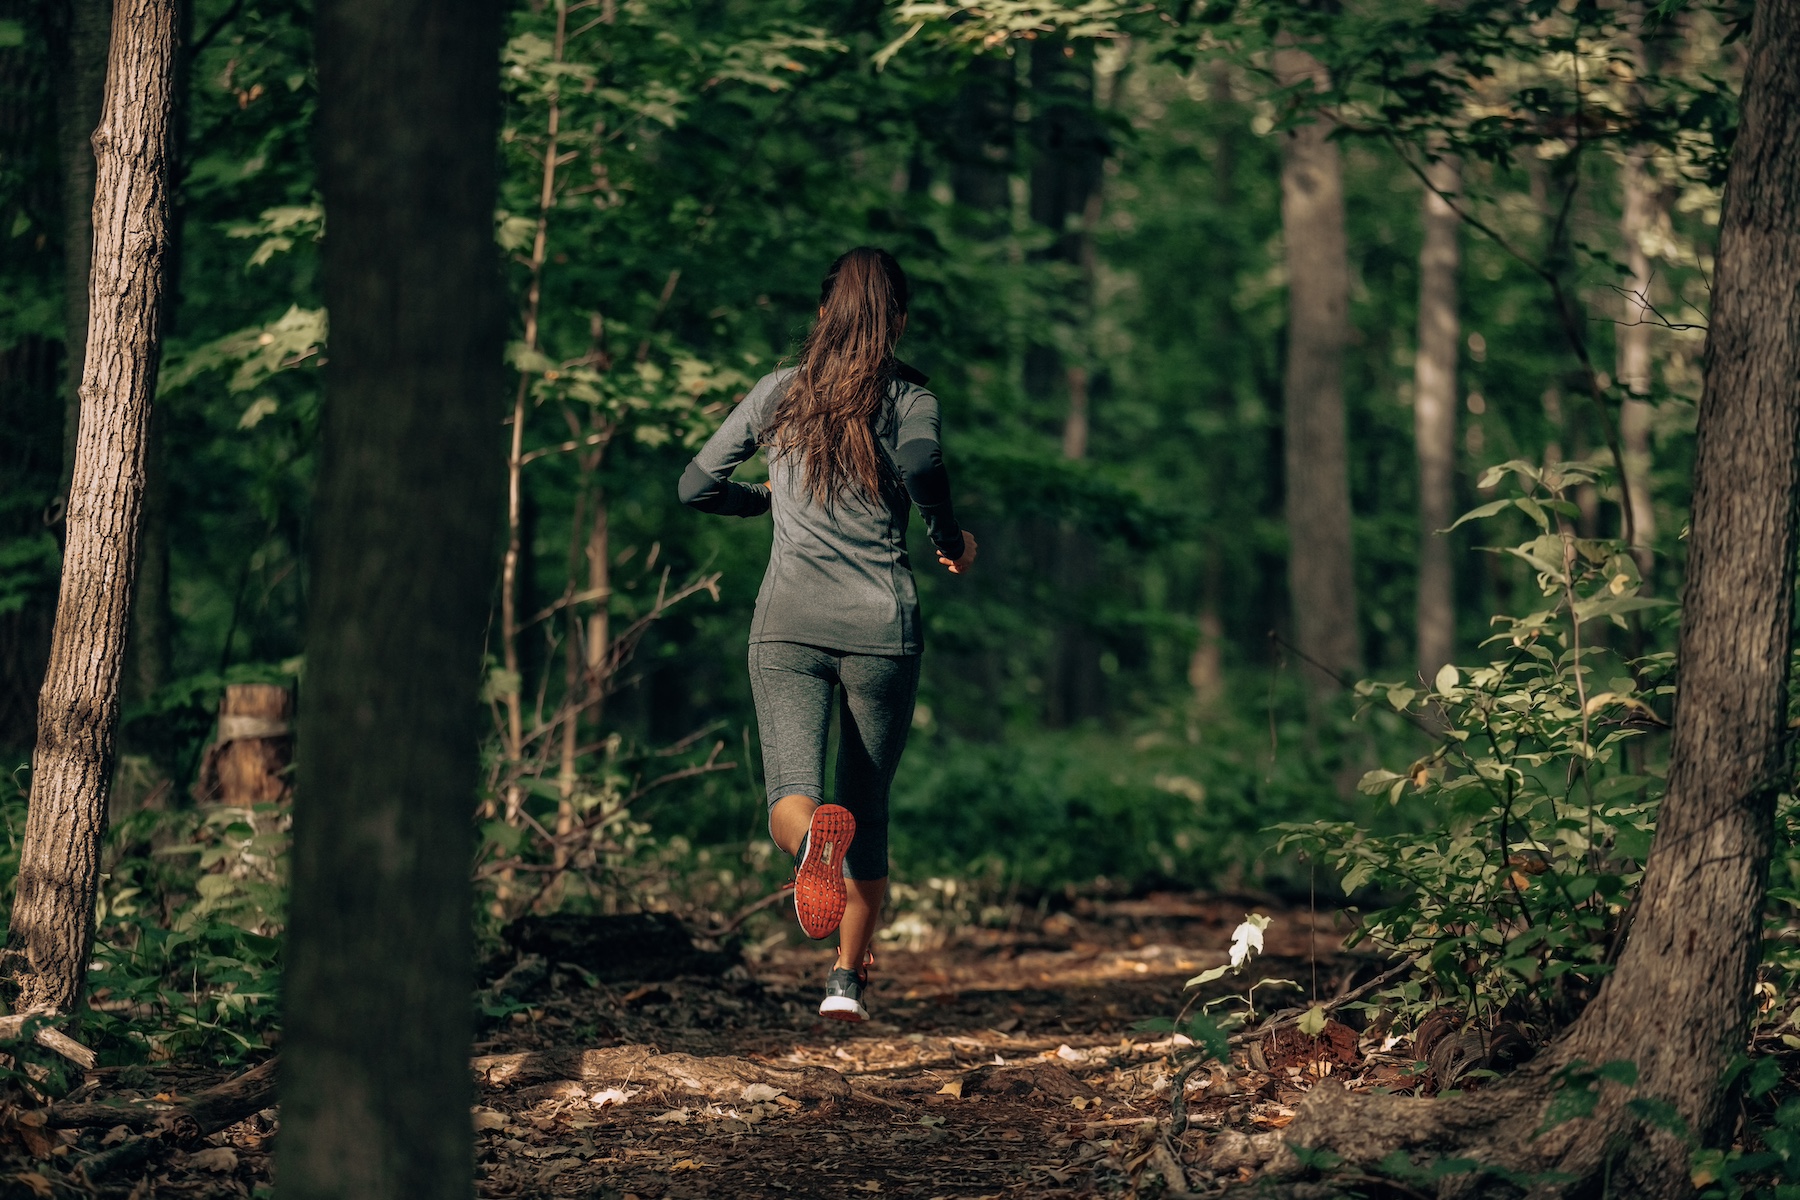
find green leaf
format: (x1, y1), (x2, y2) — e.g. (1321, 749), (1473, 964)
(1445, 498), (1514, 532)
(1186, 964), (1231, 988)
(1296, 1005), (1327, 1036)
(1185, 1013), (1230, 1063)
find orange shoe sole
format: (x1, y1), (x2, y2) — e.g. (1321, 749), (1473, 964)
(793, 804), (856, 940)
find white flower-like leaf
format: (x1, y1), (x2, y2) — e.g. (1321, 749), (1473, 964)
(1227, 913), (1271, 969)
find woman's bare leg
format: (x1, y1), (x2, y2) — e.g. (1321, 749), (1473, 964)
(769, 793), (818, 856)
(837, 878), (887, 972)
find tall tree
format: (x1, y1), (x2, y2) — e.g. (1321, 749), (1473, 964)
(1617, 7), (1663, 577)
(1028, 36), (1107, 726)
(1282, 1), (1800, 1191)
(1413, 154), (1460, 685)
(4, 0), (177, 1015)
(1273, 45), (1359, 698)
(277, 0), (505, 1196)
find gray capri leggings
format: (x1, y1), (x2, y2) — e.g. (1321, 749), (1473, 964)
(748, 641), (920, 881)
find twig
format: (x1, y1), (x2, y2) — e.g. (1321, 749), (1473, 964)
(708, 887), (792, 938)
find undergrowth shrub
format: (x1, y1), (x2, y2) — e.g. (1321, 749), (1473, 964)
(1273, 460), (1678, 1035)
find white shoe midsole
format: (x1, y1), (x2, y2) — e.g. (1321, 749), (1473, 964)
(820, 995), (868, 1020)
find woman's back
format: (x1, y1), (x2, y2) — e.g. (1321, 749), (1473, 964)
(678, 360), (961, 655)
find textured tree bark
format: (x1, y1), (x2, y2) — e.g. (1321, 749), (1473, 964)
(1617, 151), (1661, 577)
(1276, 3), (1800, 1193)
(47, 0), (112, 502)
(1413, 155), (1460, 686)
(5, 0), (177, 1016)
(277, 0), (505, 1196)
(1274, 47), (1359, 699)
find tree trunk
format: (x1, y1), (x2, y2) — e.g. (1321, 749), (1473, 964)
(1278, 3), (1800, 1192)
(4, 0), (177, 1016)
(1413, 155), (1460, 686)
(1274, 46), (1359, 699)
(1618, 152), (1660, 578)
(195, 683), (292, 806)
(47, 0), (112, 504)
(278, 0), (505, 1195)
(1031, 37), (1106, 727)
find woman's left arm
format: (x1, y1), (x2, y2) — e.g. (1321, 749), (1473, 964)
(893, 388), (967, 564)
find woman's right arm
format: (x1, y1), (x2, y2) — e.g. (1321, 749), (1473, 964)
(678, 375), (777, 517)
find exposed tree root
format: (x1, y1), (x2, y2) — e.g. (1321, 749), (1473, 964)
(472, 1044), (851, 1104)
(1246, 1048), (1692, 1200)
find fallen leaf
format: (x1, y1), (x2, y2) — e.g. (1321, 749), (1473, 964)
(590, 1088), (639, 1108)
(189, 1147), (238, 1172)
(670, 1158), (701, 1171)
(10, 1174), (50, 1199)
(740, 1083), (783, 1103)
(936, 1080), (963, 1099)
(855, 1183), (881, 1193)
(471, 1108), (507, 1131)
(651, 1108), (692, 1124)
(1055, 1044), (1086, 1063)
(101, 1125), (131, 1147)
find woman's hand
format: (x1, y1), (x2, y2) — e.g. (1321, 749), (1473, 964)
(938, 531), (978, 575)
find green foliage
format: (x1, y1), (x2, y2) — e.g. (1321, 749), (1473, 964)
(1275, 462), (1674, 1028)
(84, 800), (287, 1063)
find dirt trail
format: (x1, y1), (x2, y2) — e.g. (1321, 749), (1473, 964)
(465, 893), (1369, 1199)
(37, 892), (1407, 1197)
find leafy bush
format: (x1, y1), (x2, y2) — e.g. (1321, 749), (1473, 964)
(1273, 460), (1677, 1032)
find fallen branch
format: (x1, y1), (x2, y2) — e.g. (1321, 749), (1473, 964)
(52, 1057), (277, 1139)
(0, 1014), (98, 1070)
(474, 1044), (849, 1104)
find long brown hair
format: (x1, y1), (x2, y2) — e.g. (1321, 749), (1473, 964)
(763, 247), (910, 505)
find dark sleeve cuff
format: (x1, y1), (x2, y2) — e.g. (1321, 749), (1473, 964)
(679, 461), (770, 517)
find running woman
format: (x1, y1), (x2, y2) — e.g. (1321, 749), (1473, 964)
(678, 247), (976, 1022)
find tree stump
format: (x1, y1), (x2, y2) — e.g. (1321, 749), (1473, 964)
(196, 684), (292, 805)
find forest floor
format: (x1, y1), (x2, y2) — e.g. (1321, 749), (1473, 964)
(35, 892), (1426, 1199)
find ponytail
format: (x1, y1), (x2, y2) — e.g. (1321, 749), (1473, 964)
(764, 247), (911, 505)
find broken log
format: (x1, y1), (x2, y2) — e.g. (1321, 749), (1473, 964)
(473, 1045), (848, 1104)
(52, 1057), (277, 1139)
(195, 683), (293, 805)
(0, 1013), (97, 1070)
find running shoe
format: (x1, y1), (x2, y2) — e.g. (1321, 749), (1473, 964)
(819, 965), (869, 1022)
(792, 803), (856, 940)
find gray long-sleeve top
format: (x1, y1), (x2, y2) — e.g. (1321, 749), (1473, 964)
(678, 363), (965, 656)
